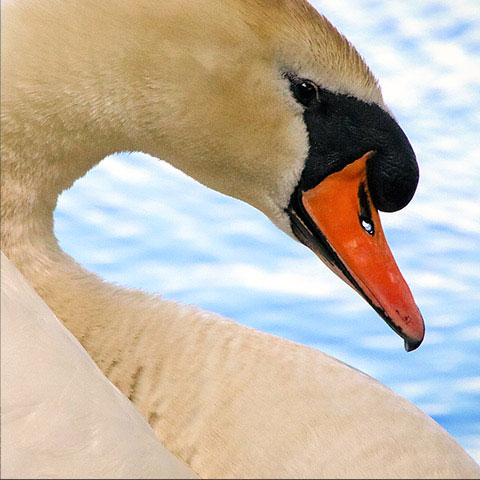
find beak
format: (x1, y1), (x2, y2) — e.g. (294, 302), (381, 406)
(288, 152), (424, 351)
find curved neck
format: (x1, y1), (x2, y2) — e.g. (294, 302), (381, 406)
(1, 1), (313, 473)
(1, 0), (178, 264)
(1, 0), (175, 370)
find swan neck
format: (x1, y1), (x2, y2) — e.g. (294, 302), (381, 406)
(1, 137), (106, 261)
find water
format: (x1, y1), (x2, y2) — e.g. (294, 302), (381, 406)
(55, 0), (480, 461)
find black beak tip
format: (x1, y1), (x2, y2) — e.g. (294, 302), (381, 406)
(404, 336), (423, 352)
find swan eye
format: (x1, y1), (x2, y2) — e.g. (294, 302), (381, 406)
(292, 80), (318, 106)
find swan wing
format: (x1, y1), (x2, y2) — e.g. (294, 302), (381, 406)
(0, 252), (198, 479)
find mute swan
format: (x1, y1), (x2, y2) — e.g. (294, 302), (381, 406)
(2, 0), (479, 478)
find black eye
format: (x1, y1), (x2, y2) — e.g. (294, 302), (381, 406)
(292, 80), (318, 107)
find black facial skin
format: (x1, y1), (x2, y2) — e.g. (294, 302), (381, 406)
(285, 74), (419, 213)
(284, 74), (422, 352)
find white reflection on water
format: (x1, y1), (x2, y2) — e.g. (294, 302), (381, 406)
(55, 0), (480, 461)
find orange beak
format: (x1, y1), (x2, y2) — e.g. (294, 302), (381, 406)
(290, 152), (424, 351)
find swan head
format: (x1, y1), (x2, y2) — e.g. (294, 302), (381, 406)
(1, 0), (422, 349)
(148, 0), (423, 350)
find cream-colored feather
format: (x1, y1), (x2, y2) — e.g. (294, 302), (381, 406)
(1, 0), (479, 478)
(1, 253), (198, 479)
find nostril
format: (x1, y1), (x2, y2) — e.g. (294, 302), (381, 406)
(358, 182), (375, 236)
(360, 217), (375, 235)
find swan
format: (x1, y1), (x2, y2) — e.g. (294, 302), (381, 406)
(2, 0), (479, 477)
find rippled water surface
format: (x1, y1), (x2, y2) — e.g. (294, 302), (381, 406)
(55, 0), (480, 461)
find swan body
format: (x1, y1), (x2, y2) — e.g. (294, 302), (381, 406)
(2, 0), (479, 477)
(1, 253), (198, 479)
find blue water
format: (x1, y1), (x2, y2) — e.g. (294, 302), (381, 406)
(55, 0), (480, 461)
